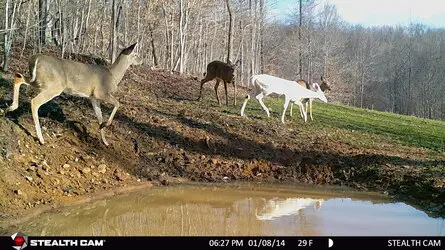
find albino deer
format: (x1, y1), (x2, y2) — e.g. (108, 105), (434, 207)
(290, 76), (332, 121)
(240, 74), (328, 123)
(5, 43), (142, 146)
(197, 59), (241, 106)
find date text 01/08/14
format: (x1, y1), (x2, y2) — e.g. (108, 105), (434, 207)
(208, 239), (287, 247)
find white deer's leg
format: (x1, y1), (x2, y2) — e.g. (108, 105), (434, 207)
(256, 93), (270, 117)
(297, 102), (303, 119)
(298, 101), (307, 122)
(240, 93), (251, 116)
(289, 103), (293, 117)
(281, 97), (291, 124)
(30, 90), (62, 144)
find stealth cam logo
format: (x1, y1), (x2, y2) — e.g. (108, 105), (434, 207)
(11, 232), (28, 250)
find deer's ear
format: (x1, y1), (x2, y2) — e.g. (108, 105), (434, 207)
(235, 59), (241, 67)
(313, 82), (320, 90)
(122, 43), (137, 55)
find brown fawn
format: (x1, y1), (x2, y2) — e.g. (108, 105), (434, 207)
(291, 76), (332, 120)
(197, 59), (241, 106)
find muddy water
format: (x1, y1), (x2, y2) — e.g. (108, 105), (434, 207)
(6, 183), (445, 236)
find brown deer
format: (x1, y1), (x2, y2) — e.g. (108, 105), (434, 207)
(197, 59), (241, 106)
(4, 43), (142, 146)
(290, 76), (332, 120)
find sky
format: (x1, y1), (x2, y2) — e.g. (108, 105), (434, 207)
(269, 0), (445, 28)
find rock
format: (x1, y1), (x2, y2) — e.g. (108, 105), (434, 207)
(114, 169), (128, 181)
(27, 166), (36, 172)
(36, 169), (46, 179)
(62, 164), (71, 169)
(81, 167), (91, 174)
(211, 158), (218, 164)
(59, 170), (67, 175)
(98, 164), (107, 174)
(25, 176), (33, 182)
(14, 190), (23, 195)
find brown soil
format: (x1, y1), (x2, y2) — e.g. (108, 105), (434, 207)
(0, 45), (444, 227)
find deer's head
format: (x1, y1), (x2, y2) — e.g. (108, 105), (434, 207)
(121, 43), (143, 66)
(227, 59), (241, 81)
(320, 76), (332, 92)
(312, 82), (328, 103)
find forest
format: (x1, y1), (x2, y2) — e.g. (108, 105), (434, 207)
(1, 0), (445, 120)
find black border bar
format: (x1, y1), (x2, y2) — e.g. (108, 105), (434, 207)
(1, 236), (444, 250)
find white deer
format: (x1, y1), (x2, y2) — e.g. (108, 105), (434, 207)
(240, 74), (328, 123)
(5, 43), (142, 146)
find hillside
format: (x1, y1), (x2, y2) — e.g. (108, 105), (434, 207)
(0, 46), (444, 226)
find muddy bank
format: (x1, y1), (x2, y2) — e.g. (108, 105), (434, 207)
(0, 46), (444, 222)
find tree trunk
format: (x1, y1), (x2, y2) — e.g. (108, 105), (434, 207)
(149, 23), (159, 66)
(3, 0), (10, 71)
(21, 1), (33, 58)
(259, 0), (264, 73)
(39, 0), (47, 46)
(110, 0), (117, 63)
(3, 0), (20, 71)
(298, 0), (302, 79)
(225, 0), (234, 63)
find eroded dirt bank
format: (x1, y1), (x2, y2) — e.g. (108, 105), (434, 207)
(0, 46), (444, 226)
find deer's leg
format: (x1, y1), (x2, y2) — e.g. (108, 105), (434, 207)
(98, 94), (120, 146)
(31, 89), (62, 144)
(309, 99), (314, 121)
(224, 81), (229, 106)
(299, 101), (307, 122)
(99, 94), (120, 129)
(91, 99), (103, 124)
(197, 77), (211, 101)
(299, 100), (305, 119)
(255, 93), (270, 117)
(281, 97), (291, 124)
(289, 103), (293, 117)
(6, 81), (25, 113)
(91, 99), (109, 146)
(214, 79), (221, 105)
(240, 92), (253, 117)
(233, 81), (237, 106)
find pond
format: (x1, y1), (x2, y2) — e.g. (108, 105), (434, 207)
(4, 183), (444, 236)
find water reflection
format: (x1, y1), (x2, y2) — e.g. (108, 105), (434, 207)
(255, 198), (323, 221)
(3, 184), (444, 236)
